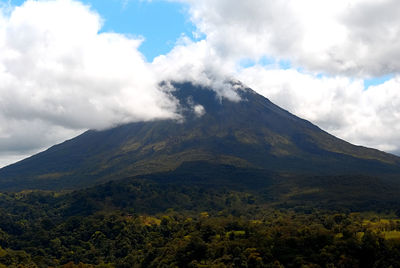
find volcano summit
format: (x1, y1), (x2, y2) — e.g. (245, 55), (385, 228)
(0, 81), (399, 194)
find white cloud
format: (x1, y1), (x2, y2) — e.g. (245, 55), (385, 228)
(152, 37), (241, 102)
(0, 0), (178, 166)
(180, 0), (400, 77)
(193, 104), (205, 117)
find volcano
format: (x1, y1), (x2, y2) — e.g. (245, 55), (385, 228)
(1, 81), (400, 191)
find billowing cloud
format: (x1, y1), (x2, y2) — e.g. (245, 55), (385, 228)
(152, 38), (240, 101)
(180, 0), (400, 77)
(0, 0), (179, 164)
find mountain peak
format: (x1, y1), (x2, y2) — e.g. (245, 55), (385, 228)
(166, 80), (248, 118)
(0, 81), (399, 190)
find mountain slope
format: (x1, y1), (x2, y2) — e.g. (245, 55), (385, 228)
(1, 81), (400, 190)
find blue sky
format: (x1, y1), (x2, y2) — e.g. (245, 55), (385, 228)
(7, 0), (195, 61)
(364, 74), (394, 89)
(83, 0), (195, 61)
(3, 0), (393, 88)
(66, 0), (398, 89)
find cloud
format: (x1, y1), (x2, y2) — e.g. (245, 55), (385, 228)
(0, 0), (178, 166)
(179, 0), (400, 77)
(152, 37), (241, 101)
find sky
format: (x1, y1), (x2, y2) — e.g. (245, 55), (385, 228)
(0, 0), (400, 167)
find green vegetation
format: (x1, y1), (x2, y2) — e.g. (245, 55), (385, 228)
(1, 82), (400, 266)
(0, 177), (399, 267)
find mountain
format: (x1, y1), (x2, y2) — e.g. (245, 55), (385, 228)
(1, 81), (400, 192)
(1, 81), (400, 268)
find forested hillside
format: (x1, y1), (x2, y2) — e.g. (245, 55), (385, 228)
(2, 82), (400, 191)
(1, 82), (400, 267)
(0, 177), (399, 267)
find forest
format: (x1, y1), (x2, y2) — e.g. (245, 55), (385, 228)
(0, 178), (399, 267)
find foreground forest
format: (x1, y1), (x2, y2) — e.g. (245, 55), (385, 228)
(0, 178), (400, 267)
